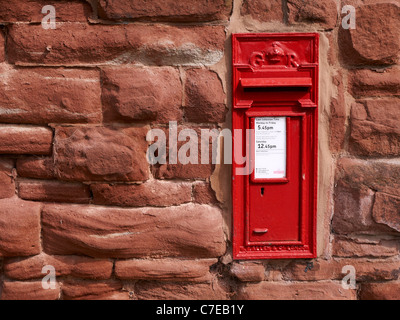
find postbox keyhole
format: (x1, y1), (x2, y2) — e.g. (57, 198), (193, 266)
(261, 187), (264, 196)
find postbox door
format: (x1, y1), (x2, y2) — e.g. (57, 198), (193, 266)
(247, 114), (305, 245)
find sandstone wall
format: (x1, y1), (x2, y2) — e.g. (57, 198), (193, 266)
(0, 0), (399, 300)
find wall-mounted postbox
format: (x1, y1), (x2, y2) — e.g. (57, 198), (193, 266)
(232, 33), (319, 259)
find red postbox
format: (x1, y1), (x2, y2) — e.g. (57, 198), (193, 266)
(232, 33), (319, 259)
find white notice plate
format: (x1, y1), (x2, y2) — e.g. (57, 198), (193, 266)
(254, 117), (287, 179)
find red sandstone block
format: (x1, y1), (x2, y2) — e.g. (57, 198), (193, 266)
(184, 68), (227, 123)
(4, 252), (113, 280)
(336, 158), (400, 198)
(1, 281), (60, 300)
(348, 67), (400, 97)
(0, 66), (102, 124)
(241, 0), (284, 22)
(230, 262), (265, 282)
(134, 280), (229, 300)
(193, 182), (218, 204)
(0, 198), (41, 257)
(332, 182), (378, 234)
(115, 258), (217, 281)
(61, 279), (127, 300)
(360, 282), (400, 300)
(97, 0), (232, 22)
(7, 23), (225, 66)
(287, 0), (338, 29)
(91, 180), (192, 207)
(333, 158), (400, 236)
(372, 192), (400, 233)
(102, 66), (182, 123)
(236, 281), (356, 300)
(16, 157), (55, 180)
(283, 258), (400, 282)
(0, 159), (15, 199)
(349, 99), (400, 157)
(0, 29), (4, 62)
(42, 203), (226, 259)
(18, 179), (91, 204)
(332, 237), (399, 258)
(53, 126), (149, 182)
(0, 125), (53, 155)
(332, 181), (400, 235)
(0, 0), (91, 23)
(339, 3), (400, 65)
(342, 259), (400, 282)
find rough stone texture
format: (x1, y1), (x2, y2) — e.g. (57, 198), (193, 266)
(18, 180), (91, 204)
(326, 32), (338, 66)
(332, 237), (399, 258)
(360, 282), (400, 300)
(0, 0), (91, 23)
(283, 259), (342, 281)
(97, 0), (233, 22)
(0, 30), (4, 62)
(184, 69), (227, 123)
(332, 182), (386, 234)
(339, 3), (400, 65)
(102, 67), (182, 123)
(42, 203), (226, 259)
(283, 258), (400, 282)
(61, 280), (128, 300)
(0, 159), (15, 199)
(0, 66), (102, 124)
(287, 0), (338, 29)
(349, 99), (400, 157)
(348, 68), (400, 98)
(193, 182), (219, 204)
(0, 0), (399, 301)
(4, 253), (113, 280)
(16, 157), (55, 180)
(1, 281), (60, 300)
(329, 73), (346, 152)
(115, 258), (217, 281)
(236, 281), (356, 300)
(0, 198), (41, 257)
(0, 125), (53, 155)
(153, 162), (215, 180)
(372, 192), (400, 233)
(241, 0), (284, 22)
(230, 262), (265, 282)
(336, 158), (400, 198)
(151, 125), (218, 180)
(333, 158), (400, 236)
(91, 180), (192, 207)
(54, 126), (149, 182)
(134, 280), (229, 300)
(7, 24), (225, 66)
